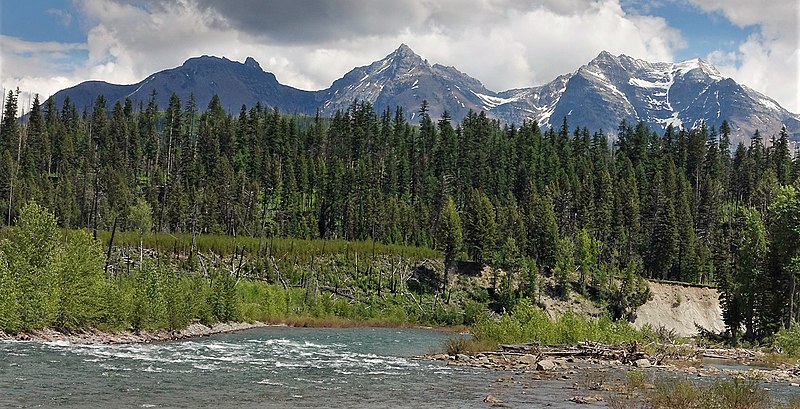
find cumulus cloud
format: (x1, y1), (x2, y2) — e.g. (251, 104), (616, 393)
(688, 0), (799, 112)
(1, 0), (797, 115)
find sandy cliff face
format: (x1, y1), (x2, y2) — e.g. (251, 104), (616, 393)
(633, 281), (725, 337)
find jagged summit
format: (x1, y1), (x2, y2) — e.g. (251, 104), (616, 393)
(49, 47), (799, 145)
(392, 43), (420, 59)
(244, 56), (261, 70)
(674, 57), (723, 80)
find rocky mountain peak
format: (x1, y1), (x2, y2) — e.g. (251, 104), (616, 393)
(392, 43), (421, 60)
(674, 57), (723, 80)
(49, 46), (799, 147)
(380, 43), (427, 74)
(244, 56), (261, 71)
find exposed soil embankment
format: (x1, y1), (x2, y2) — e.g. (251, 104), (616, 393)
(634, 281), (724, 337)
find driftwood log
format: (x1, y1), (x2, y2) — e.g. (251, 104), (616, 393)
(497, 341), (649, 365)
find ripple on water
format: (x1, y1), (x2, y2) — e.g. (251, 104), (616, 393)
(3, 327), (570, 408)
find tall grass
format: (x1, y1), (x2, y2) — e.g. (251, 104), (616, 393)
(646, 378), (771, 409)
(95, 230), (440, 262)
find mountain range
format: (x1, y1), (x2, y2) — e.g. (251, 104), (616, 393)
(51, 44), (800, 145)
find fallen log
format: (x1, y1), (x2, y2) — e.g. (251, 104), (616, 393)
(497, 341), (648, 365)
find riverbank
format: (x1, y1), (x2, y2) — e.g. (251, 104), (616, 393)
(0, 317), (465, 345)
(431, 343), (800, 405)
(0, 321), (273, 344)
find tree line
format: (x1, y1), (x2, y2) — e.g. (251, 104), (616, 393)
(1, 89), (798, 341)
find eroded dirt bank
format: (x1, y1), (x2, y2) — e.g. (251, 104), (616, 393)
(634, 281), (725, 336)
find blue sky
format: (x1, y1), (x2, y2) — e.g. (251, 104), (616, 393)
(1, 0), (797, 113)
(623, 1), (757, 61)
(2, 1), (85, 43)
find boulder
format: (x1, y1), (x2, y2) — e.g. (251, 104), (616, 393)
(516, 354), (538, 365)
(634, 358), (651, 368)
(537, 359), (556, 371)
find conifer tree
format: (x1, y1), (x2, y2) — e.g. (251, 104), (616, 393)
(463, 188), (496, 264)
(437, 195), (462, 291)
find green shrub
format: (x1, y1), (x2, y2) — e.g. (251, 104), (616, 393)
(645, 378), (771, 409)
(472, 298), (650, 346)
(773, 326), (800, 357)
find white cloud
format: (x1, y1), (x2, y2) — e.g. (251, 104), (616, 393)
(688, 0), (799, 113)
(2, 0), (796, 116)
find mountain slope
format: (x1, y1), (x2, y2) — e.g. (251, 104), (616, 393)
(52, 56), (316, 113)
(319, 44), (498, 120)
(490, 51), (800, 143)
(49, 46), (799, 144)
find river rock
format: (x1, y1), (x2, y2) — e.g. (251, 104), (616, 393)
(484, 394), (503, 404)
(537, 360), (556, 371)
(517, 354), (538, 365)
(569, 395), (604, 404)
(634, 358), (651, 368)
(791, 383), (799, 387)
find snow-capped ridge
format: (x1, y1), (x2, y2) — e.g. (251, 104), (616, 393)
(49, 46), (799, 148)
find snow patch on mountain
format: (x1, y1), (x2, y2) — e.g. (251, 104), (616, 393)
(50, 46), (800, 147)
(629, 77), (671, 89)
(472, 91), (518, 109)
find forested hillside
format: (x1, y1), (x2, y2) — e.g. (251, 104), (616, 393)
(1, 89), (798, 341)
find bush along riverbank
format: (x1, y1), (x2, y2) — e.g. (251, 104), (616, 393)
(0, 202), (481, 341)
(2, 199), (798, 379)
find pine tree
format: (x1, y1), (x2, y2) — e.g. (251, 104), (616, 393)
(768, 186), (800, 329)
(554, 237), (575, 300)
(437, 195), (462, 292)
(463, 188), (496, 264)
(523, 184), (559, 273)
(773, 126), (793, 185)
(716, 205), (766, 341)
(575, 228), (601, 295)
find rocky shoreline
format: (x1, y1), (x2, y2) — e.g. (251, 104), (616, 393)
(0, 321), (272, 344)
(430, 345), (800, 392)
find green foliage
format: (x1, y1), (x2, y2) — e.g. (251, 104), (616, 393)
(554, 237), (575, 300)
(773, 326), (800, 357)
(3, 93), (800, 342)
(128, 197), (154, 237)
(209, 269), (239, 322)
(647, 378), (770, 409)
(716, 205), (766, 341)
(463, 189), (496, 264)
(436, 195), (462, 262)
(54, 230), (107, 330)
(575, 229), (602, 295)
(472, 298), (650, 345)
(608, 258), (652, 321)
(0, 248), (20, 331)
(131, 262), (169, 330)
(5, 202), (59, 329)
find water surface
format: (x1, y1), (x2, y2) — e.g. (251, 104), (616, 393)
(0, 327), (579, 408)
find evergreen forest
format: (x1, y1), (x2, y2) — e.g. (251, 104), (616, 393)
(1, 89), (799, 344)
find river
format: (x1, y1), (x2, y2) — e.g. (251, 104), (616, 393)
(0, 326), (585, 408)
